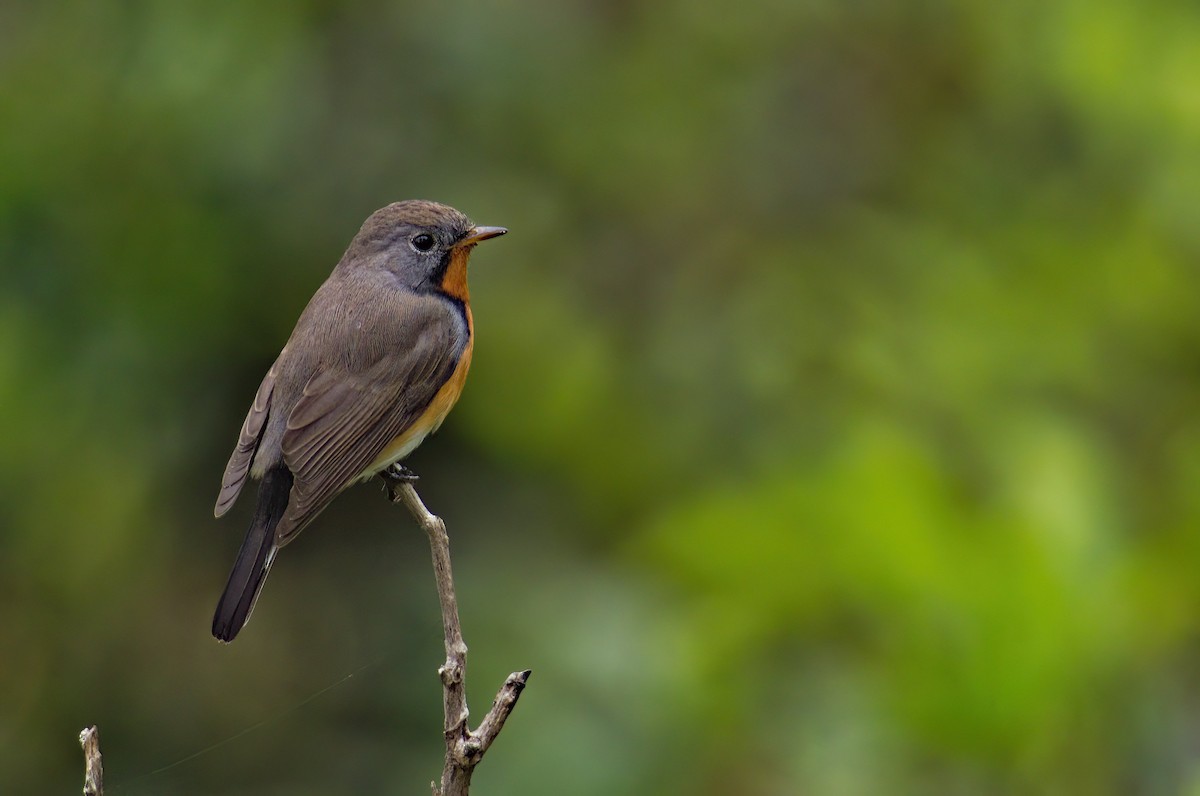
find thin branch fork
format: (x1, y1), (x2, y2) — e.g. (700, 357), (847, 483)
(386, 479), (531, 796)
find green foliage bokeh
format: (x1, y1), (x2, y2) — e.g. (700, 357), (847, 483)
(2, 1), (1199, 793)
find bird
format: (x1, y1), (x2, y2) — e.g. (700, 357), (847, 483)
(211, 200), (506, 642)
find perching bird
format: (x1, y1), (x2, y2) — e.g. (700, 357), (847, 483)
(211, 200), (506, 642)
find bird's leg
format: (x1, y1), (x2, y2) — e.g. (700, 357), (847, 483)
(381, 462), (420, 484)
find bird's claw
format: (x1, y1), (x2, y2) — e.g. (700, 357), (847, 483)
(381, 463), (420, 484)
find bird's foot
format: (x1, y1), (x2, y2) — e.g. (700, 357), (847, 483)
(381, 462), (420, 484)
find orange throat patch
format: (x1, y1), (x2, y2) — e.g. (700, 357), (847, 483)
(439, 246), (473, 302)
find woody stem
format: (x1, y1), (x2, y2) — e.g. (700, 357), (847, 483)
(385, 479), (531, 796)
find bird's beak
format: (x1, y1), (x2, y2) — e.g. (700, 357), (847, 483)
(458, 226), (508, 246)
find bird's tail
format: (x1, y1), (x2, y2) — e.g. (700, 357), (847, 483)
(212, 466), (293, 642)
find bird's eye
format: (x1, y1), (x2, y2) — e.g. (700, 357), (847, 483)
(411, 234), (435, 253)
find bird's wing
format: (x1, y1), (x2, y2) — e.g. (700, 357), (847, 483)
(214, 358), (279, 517)
(274, 307), (464, 545)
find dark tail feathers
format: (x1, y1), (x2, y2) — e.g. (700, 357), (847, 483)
(212, 466), (293, 642)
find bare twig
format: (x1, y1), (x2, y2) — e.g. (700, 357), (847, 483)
(386, 480), (531, 796)
(79, 726), (103, 796)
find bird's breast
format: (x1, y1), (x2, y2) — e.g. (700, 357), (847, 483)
(363, 304), (474, 476)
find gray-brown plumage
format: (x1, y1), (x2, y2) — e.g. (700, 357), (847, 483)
(212, 200), (506, 642)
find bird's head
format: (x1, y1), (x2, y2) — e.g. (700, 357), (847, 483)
(343, 200), (506, 298)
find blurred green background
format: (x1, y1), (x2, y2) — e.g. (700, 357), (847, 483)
(2, 0), (1199, 793)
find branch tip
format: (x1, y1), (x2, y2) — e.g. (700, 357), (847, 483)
(79, 725), (103, 796)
